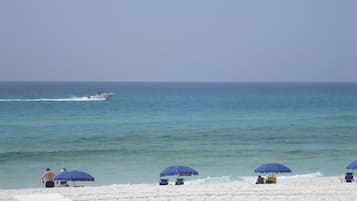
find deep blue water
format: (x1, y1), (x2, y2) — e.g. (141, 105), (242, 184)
(1, 82), (357, 188)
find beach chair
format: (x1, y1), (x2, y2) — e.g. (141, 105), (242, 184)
(159, 178), (168, 185)
(175, 178), (184, 185)
(265, 176), (276, 184)
(345, 172), (354, 183)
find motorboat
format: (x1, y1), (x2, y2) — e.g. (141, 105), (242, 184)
(87, 91), (114, 100)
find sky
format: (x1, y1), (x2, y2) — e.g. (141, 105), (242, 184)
(0, 0), (356, 82)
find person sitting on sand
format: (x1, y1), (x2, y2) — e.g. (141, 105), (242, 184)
(256, 175), (265, 184)
(41, 168), (56, 188)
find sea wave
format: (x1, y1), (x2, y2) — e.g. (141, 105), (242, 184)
(240, 172), (323, 182)
(0, 96), (106, 102)
(279, 172), (323, 179)
(320, 115), (357, 121)
(186, 176), (234, 184)
(0, 149), (118, 162)
(186, 173), (323, 184)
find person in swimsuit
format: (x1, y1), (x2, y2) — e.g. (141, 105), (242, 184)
(256, 175), (265, 184)
(41, 168), (56, 188)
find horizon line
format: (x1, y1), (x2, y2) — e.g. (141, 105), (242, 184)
(0, 80), (357, 83)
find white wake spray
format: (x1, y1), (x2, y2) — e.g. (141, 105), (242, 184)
(0, 96), (107, 102)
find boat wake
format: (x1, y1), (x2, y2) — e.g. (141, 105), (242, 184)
(0, 96), (107, 102)
(0, 92), (114, 102)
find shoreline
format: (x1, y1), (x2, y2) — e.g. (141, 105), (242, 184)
(0, 172), (327, 190)
(2, 177), (356, 201)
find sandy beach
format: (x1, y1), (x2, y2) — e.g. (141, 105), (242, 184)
(1, 177), (356, 201)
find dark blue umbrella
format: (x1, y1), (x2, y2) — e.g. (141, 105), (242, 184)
(160, 165), (199, 177)
(255, 163), (292, 174)
(347, 160), (357, 170)
(54, 170), (95, 181)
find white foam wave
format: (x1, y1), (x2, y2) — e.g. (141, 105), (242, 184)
(279, 172), (323, 179)
(186, 176), (234, 184)
(238, 172), (322, 183)
(186, 172), (323, 185)
(0, 96), (106, 102)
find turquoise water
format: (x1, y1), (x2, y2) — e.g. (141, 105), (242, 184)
(1, 82), (357, 189)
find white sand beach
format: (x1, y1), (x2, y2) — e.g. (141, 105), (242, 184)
(1, 177), (356, 201)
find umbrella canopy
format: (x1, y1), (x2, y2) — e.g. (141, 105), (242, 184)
(54, 170), (95, 181)
(346, 160), (357, 170)
(160, 165), (199, 177)
(255, 163), (292, 173)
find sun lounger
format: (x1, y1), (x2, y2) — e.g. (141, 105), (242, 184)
(175, 178), (184, 185)
(265, 176), (276, 184)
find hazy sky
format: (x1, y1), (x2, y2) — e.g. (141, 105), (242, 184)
(0, 0), (356, 82)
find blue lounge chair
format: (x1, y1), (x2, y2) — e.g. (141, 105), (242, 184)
(159, 178), (168, 185)
(345, 172), (354, 183)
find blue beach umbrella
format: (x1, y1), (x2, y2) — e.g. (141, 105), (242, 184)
(346, 160), (357, 170)
(160, 165), (199, 177)
(54, 170), (95, 181)
(255, 163), (292, 174)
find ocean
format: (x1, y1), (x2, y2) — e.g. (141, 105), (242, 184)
(0, 82), (357, 189)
